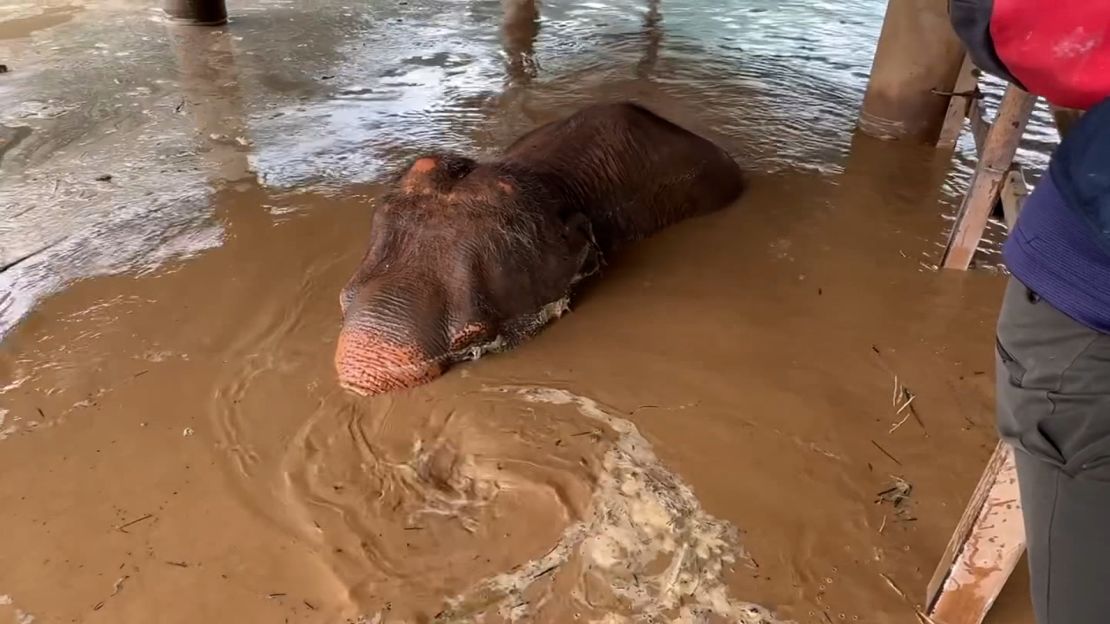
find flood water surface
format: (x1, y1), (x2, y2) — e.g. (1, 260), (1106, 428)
(0, 1), (1039, 622)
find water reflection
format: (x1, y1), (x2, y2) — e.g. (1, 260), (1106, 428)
(635, 0), (661, 78)
(502, 0), (540, 84)
(167, 22), (254, 185)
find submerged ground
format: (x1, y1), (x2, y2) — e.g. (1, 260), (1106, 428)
(1, 0), (1055, 622)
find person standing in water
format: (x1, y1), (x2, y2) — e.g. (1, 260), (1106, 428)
(949, 2), (1110, 622)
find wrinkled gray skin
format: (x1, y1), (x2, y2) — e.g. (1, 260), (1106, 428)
(336, 102), (745, 395)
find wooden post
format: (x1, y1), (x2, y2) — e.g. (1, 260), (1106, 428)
(926, 440), (1026, 624)
(936, 55), (981, 150)
(968, 96), (991, 155)
(164, 0), (228, 25)
(1049, 104), (1083, 139)
(999, 168), (1030, 228)
(858, 0), (967, 143)
(941, 84), (1038, 270)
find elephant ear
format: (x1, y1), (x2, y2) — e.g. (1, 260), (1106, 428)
(398, 153), (478, 195)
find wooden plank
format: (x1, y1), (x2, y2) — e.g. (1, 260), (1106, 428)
(925, 441), (1026, 624)
(999, 167), (1029, 229)
(936, 54), (980, 150)
(1049, 104), (1083, 140)
(968, 97), (990, 157)
(941, 84), (1038, 270)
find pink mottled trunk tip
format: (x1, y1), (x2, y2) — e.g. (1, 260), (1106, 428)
(334, 328), (443, 395)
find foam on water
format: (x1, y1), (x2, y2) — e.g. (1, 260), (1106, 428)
(422, 386), (783, 623)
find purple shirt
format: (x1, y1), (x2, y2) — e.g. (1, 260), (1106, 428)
(1004, 173), (1110, 334)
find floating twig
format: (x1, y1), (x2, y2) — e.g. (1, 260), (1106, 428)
(92, 575), (130, 612)
(879, 572), (906, 599)
(896, 392), (915, 416)
(876, 476), (913, 506)
(871, 440), (901, 466)
(876, 477), (916, 523)
(889, 412), (912, 434)
(889, 385), (925, 435)
(533, 565), (558, 580)
(115, 513), (154, 533)
(877, 349), (927, 435)
(880, 573), (940, 624)
(916, 611), (940, 624)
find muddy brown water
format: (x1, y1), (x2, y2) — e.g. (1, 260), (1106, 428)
(1, 1), (1047, 622)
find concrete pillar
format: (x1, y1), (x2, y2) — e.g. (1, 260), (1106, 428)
(164, 0), (228, 26)
(858, 0), (967, 143)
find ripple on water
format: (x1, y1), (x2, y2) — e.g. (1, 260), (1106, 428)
(209, 324), (782, 622)
(4, 0), (1061, 341)
(1, 0), (905, 343)
(434, 386), (782, 624)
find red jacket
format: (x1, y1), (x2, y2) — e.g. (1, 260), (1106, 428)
(950, 0), (1110, 110)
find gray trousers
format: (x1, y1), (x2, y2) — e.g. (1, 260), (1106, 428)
(996, 277), (1110, 624)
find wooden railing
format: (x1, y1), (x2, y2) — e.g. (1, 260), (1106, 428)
(926, 55), (1084, 623)
(935, 53), (1083, 270)
(925, 441), (1024, 624)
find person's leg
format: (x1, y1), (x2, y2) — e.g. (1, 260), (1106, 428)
(996, 276), (1110, 623)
